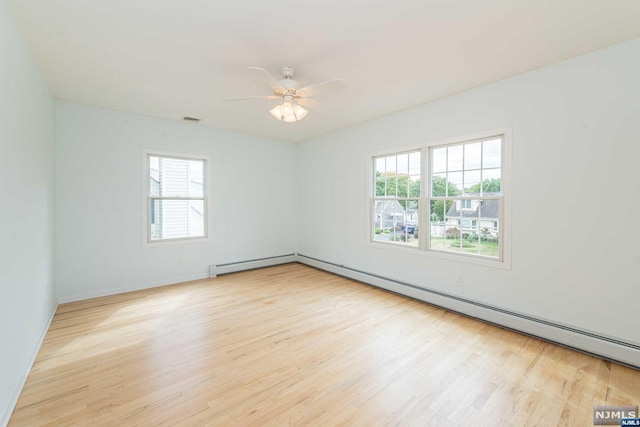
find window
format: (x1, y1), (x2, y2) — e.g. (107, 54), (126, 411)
(372, 150), (421, 247)
(429, 137), (502, 259)
(146, 153), (207, 242)
(370, 132), (508, 265)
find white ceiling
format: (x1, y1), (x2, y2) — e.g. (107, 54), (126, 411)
(8, 0), (640, 142)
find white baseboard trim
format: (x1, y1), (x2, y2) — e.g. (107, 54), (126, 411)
(296, 254), (640, 370)
(210, 254), (297, 278)
(1, 303), (58, 427)
(473, 306), (640, 368)
(51, 254), (640, 369)
(59, 254), (299, 304)
(58, 273), (209, 304)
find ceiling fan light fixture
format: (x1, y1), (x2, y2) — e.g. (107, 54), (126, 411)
(269, 104), (283, 120)
(293, 104), (308, 120)
(281, 101), (293, 115)
(270, 100), (308, 123)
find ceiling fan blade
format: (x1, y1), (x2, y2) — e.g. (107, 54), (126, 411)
(297, 98), (333, 113)
(248, 67), (285, 91)
(223, 95), (281, 101)
(297, 79), (345, 97)
(296, 97), (320, 108)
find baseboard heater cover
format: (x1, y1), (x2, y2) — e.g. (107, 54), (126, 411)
(296, 254), (640, 370)
(210, 254), (297, 278)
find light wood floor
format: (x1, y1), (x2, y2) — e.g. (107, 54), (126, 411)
(9, 263), (640, 426)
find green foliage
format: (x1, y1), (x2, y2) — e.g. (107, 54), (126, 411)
(429, 175), (461, 221)
(467, 178), (501, 194)
(432, 175), (460, 197)
(430, 236), (500, 257)
(390, 234), (408, 242)
(374, 228), (382, 235)
(375, 172), (420, 198)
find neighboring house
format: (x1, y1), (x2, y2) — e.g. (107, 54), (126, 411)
(443, 194), (499, 236)
(374, 199), (407, 230)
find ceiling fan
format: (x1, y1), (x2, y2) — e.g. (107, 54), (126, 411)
(224, 66), (344, 123)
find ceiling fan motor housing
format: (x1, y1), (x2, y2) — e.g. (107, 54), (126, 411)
(281, 66), (296, 78)
(279, 67), (299, 91)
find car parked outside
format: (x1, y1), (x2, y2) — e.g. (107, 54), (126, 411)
(403, 223), (417, 234)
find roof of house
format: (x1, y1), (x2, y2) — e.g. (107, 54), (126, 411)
(446, 198), (499, 219)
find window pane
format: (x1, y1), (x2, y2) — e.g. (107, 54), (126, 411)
(397, 153), (409, 176)
(447, 172), (462, 196)
(375, 151), (420, 198)
(482, 139), (501, 168)
(409, 175), (420, 197)
(463, 170), (481, 194)
(372, 199), (418, 247)
(375, 159), (386, 196)
(392, 175), (398, 197)
(444, 225), (462, 252)
(429, 199), (445, 249)
(150, 199), (205, 241)
(464, 142), (482, 170)
(429, 199), (448, 222)
(481, 169), (501, 194)
(432, 148), (447, 173)
(373, 199), (418, 247)
(409, 152), (421, 175)
(429, 198), (499, 258)
(477, 200), (500, 257)
(150, 156), (160, 196)
(152, 156), (204, 198)
(432, 173), (446, 197)
(385, 156), (397, 175)
(397, 176), (409, 197)
(447, 145), (463, 171)
(189, 160), (204, 196)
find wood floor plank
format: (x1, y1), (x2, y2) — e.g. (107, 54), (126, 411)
(8, 263), (640, 426)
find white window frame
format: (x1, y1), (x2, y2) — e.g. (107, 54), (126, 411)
(368, 128), (511, 269)
(141, 149), (211, 246)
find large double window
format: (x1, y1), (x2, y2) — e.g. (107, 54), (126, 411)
(371, 133), (508, 265)
(146, 152), (207, 243)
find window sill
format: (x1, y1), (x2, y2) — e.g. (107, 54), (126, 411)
(144, 236), (210, 247)
(368, 240), (511, 270)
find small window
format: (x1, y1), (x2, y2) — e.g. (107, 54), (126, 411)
(147, 153), (207, 242)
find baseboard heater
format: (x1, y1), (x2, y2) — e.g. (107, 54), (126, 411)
(296, 254), (640, 370)
(209, 254), (297, 278)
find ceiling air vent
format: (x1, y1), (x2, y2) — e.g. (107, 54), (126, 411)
(182, 116), (200, 123)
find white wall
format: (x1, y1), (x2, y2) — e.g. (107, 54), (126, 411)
(298, 38), (640, 346)
(56, 102), (298, 301)
(0, 0), (57, 424)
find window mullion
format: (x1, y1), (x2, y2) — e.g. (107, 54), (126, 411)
(421, 146), (428, 251)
